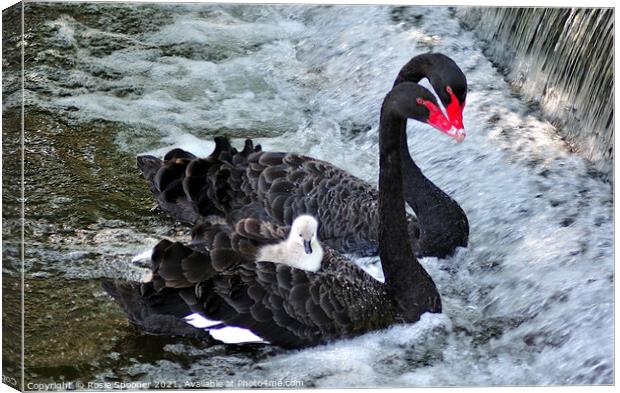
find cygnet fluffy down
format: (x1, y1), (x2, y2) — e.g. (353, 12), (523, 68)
(256, 215), (324, 272)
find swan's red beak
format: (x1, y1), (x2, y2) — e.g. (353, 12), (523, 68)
(418, 99), (464, 142)
(418, 97), (465, 142)
(446, 86), (465, 131)
(418, 98), (452, 133)
(445, 127), (466, 143)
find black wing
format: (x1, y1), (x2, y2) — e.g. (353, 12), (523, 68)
(144, 217), (396, 349)
(150, 238), (395, 348)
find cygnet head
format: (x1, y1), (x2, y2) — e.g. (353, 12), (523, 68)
(289, 215), (319, 255)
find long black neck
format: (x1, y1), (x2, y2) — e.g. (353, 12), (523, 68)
(393, 53), (466, 107)
(392, 54), (469, 257)
(393, 55), (432, 87)
(399, 126), (469, 258)
(378, 107), (441, 321)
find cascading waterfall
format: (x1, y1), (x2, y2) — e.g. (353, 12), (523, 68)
(457, 7), (614, 180)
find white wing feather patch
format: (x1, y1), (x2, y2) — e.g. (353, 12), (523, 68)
(184, 313), (268, 344)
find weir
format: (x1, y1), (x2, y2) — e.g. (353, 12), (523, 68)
(458, 8), (614, 180)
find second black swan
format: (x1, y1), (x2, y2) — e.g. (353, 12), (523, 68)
(138, 53), (469, 258)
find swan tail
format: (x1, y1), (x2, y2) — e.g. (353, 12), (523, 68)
(136, 155), (162, 182)
(137, 138), (263, 223)
(137, 149), (203, 223)
(101, 279), (212, 340)
(181, 137), (264, 219)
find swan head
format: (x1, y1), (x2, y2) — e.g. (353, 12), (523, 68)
(389, 82), (465, 143)
(289, 215), (320, 255)
(430, 67), (467, 133)
(395, 53), (467, 135)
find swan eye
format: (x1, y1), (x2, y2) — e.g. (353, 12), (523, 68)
(416, 97), (424, 105)
(446, 86), (453, 94)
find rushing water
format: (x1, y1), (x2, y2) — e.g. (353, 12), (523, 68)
(459, 7), (614, 180)
(2, 2), (613, 388)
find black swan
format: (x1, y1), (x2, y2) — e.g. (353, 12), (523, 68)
(137, 53), (469, 258)
(104, 82), (448, 348)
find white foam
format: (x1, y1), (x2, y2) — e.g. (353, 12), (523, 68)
(131, 249), (153, 264)
(141, 133), (215, 158)
(148, 17), (304, 47)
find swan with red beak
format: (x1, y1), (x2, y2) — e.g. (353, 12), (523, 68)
(394, 52), (467, 142)
(416, 95), (465, 143)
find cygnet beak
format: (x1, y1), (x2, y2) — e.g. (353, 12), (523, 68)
(303, 240), (313, 254)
